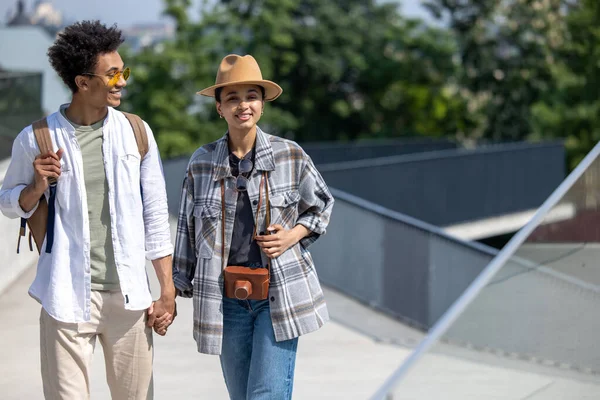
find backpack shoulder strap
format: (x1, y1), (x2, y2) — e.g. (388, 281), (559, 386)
(121, 112), (149, 159)
(31, 118), (52, 155)
(17, 117), (52, 254)
(31, 117), (55, 187)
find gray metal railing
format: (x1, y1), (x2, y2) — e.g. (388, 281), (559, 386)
(310, 188), (498, 329)
(318, 141), (565, 226)
(300, 137), (457, 165)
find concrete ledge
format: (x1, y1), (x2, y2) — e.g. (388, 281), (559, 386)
(0, 157), (38, 295)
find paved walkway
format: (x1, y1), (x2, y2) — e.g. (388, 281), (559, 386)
(0, 262), (413, 399)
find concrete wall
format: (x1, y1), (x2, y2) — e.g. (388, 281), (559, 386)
(318, 142), (566, 226)
(309, 188), (497, 328)
(300, 138), (457, 165)
(0, 158), (38, 295)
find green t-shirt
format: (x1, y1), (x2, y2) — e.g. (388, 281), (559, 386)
(60, 107), (119, 291)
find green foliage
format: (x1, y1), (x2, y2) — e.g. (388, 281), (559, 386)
(531, 0), (600, 169)
(424, 0), (567, 142)
(122, 0), (600, 170)
(122, 0), (470, 158)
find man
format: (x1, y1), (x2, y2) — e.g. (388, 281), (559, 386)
(0, 21), (175, 399)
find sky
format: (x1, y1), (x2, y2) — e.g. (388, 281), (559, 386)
(0, 0), (433, 28)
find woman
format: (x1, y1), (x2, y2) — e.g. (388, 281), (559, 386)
(172, 54), (334, 399)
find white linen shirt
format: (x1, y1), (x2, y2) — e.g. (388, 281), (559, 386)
(0, 106), (173, 323)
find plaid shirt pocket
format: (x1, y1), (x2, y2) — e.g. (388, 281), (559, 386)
(269, 190), (301, 229)
(195, 205), (220, 259)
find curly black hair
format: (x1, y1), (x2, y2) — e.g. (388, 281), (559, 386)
(47, 20), (124, 93)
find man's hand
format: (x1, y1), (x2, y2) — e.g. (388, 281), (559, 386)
(33, 149), (64, 191)
(19, 149), (64, 213)
(147, 293), (176, 336)
(148, 255), (176, 336)
(255, 224), (310, 259)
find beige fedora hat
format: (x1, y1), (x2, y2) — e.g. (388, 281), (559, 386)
(197, 54), (283, 101)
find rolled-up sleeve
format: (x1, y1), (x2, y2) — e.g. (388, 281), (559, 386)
(0, 129), (41, 219)
(139, 122), (174, 260)
(172, 169), (196, 298)
(296, 154), (334, 249)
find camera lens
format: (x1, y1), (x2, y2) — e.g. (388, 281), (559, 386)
(234, 280), (252, 300)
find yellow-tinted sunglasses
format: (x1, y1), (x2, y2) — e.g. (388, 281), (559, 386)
(82, 67), (130, 87)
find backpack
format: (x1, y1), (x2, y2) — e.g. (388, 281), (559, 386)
(16, 112), (149, 254)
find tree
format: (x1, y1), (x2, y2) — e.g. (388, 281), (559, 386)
(123, 0), (469, 158)
(424, 0), (567, 142)
(531, 0), (600, 169)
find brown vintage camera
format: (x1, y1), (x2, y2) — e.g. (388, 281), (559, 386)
(223, 266), (269, 300)
(220, 172), (272, 301)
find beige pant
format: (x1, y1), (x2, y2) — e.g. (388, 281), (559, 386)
(40, 290), (153, 400)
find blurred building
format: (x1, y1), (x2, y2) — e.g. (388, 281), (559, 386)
(5, 0), (63, 36)
(0, 25), (70, 115)
(1, 1), (69, 118)
(122, 23), (175, 53)
(0, 68), (43, 158)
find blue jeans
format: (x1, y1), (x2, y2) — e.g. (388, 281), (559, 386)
(220, 297), (298, 400)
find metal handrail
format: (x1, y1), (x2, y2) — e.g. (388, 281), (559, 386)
(318, 141), (564, 172)
(330, 187), (498, 257)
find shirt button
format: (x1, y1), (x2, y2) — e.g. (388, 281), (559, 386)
(253, 199), (258, 205)
(270, 296), (275, 302)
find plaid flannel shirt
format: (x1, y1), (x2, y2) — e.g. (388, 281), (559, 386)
(173, 127), (334, 355)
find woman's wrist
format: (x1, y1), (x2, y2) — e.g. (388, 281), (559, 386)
(291, 224), (310, 244)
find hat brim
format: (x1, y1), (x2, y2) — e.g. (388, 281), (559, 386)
(197, 80), (282, 101)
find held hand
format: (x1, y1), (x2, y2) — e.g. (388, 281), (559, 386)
(154, 299), (177, 336)
(146, 303), (172, 336)
(255, 224), (299, 259)
(32, 149), (64, 193)
(146, 295), (176, 336)
(153, 308), (175, 336)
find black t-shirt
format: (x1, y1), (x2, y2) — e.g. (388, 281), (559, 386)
(227, 148), (263, 267)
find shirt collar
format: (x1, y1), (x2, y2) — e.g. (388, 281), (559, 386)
(212, 126), (275, 181)
(56, 104), (115, 137)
